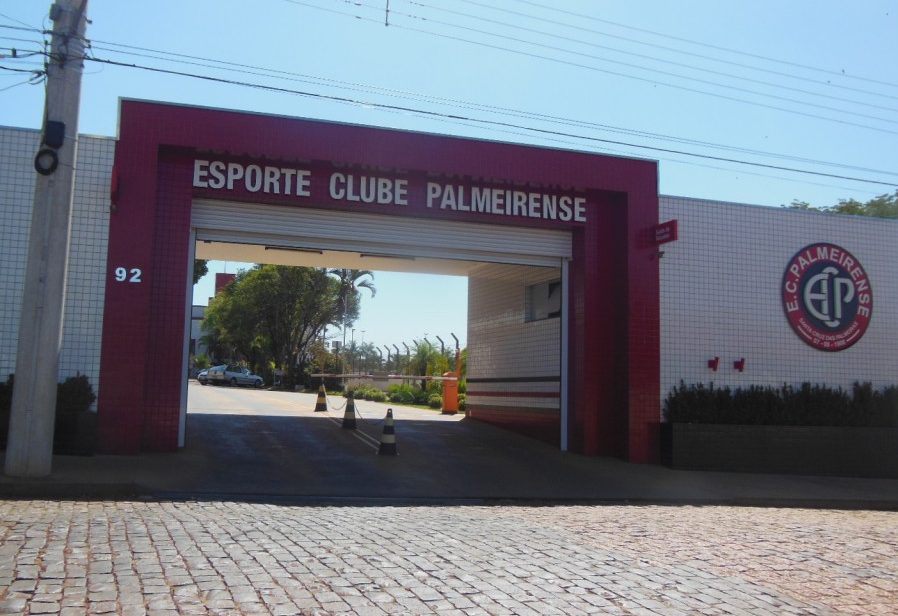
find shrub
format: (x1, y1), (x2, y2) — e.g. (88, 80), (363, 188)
(387, 383), (416, 404)
(0, 374), (97, 454)
(344, 384), (378, 399)
(413, 387), (429, 405)
(56, 374), (96, 414)
(664, 381), (898, 427)
(0, 373), (96, 415)
(428, 394), (442, 409)
(369, 390), (387, 403)
(0, 374), (13, 412)
(458, 393), (466, 412)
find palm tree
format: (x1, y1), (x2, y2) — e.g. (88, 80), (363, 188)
(327, 268), (376, 355)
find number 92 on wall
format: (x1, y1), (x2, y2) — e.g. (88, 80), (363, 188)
(114, 267), (142, 283)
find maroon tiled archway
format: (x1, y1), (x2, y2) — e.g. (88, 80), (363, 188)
(99, 100), (660, 462)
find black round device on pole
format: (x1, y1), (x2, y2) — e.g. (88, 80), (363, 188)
(34, 148), (59, 176)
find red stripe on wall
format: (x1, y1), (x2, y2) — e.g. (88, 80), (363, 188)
(467, 391), (560, 399)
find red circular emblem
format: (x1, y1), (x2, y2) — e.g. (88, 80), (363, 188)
(782, 243), (873, 351)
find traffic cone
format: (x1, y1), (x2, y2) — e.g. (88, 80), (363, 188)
(378, 409), (397, 456)
(342, 392), (357, 429)
(314, 380), (328, 412)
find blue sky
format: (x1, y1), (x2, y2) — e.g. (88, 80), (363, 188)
(3, 0), (896, 351)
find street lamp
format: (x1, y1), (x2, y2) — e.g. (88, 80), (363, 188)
(350, 329), (355, 373)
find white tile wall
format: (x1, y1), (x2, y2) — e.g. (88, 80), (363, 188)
(0, 127), (112, 405)
(467, 262), (561, 384)
(660, 195), (898, 407)
(0, 127), (37, 381)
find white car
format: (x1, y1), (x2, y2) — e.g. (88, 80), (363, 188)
(206, 364), (264, 388)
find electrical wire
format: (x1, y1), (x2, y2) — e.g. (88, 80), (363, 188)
(0, 78), (35, 92)
(403, 0), (898, 112)
(508, 0), (898, 90)
(0, 24), (46, 35)
(285, 0), (898, 137)
(78, 53), (898, 188)
(0, 35), (46, 46)
(345, 0), (898, 125)
(456, 0), (898, 100)
(82, 37), (898, 178)
(416, 107), (884, 196)
(0, 64), (42, 74)
(0, 12), (37, 30)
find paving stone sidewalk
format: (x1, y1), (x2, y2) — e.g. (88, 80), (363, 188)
(1, 500), (895, 615)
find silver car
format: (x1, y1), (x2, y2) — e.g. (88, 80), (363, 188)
(206, 364), (264, 388)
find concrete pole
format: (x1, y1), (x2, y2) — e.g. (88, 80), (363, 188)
(5, 0), (88, 478)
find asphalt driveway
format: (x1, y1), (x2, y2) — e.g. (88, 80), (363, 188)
(2, 380), (898, 506)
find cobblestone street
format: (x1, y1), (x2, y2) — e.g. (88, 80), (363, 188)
(1, 500), (895, 615)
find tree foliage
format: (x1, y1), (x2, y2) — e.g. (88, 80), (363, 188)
(328, 268), (375, 332)
(193, 259), (209, 284)
(786, 190), (897, 219)
(203, 265), (342, 387)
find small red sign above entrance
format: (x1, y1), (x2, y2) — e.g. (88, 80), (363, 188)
(654, 220), (678, 245)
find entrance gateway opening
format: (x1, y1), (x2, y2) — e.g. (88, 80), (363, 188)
(97, 100), (660, 462)
(186, 199), (569, 451)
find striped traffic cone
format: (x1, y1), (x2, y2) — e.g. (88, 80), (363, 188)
(314, 380), (328, 412)
(378, 409), (397, 456)
(342, 392), (357, 429)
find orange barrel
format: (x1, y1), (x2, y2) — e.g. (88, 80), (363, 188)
(441, 371), (458, 415)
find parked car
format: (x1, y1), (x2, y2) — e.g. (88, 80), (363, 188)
(197, 369), (209, 385)
(206, 364), (264, 388)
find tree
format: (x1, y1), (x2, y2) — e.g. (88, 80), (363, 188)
(203, 265), (342, 387)
(193, 259), (209, 285)
(327, 268), (376, 357)
(409, 340), (450, 394)
(786, 190), (897, 219)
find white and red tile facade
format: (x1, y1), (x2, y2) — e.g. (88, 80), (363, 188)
(2, 102), (895, 464)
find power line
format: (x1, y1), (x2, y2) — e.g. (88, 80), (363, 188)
(403, 0), (898, 112)
(0, 77), (37, 92)
(456, 0), (898, 101)
(79, 53), (898, 189)
(0, 12), (38, 30)
(415, 107), (884, 196)
(508, 0), (898, 90)
(83, 37), (898, 178)
(351, 0), (898, 125)
(285, 0), (898, 137)
(0, 64), (43, 75)
(0, 24), (45, 35)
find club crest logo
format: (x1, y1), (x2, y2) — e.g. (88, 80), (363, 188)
(782, 243), (872, 351)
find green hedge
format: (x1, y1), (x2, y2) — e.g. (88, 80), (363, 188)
(0, 374), (95, 415)
(664, 381), (898, 427)
(1, 373), (98, 454)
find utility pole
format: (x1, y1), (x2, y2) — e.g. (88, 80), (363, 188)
(5, 0), (88, 477)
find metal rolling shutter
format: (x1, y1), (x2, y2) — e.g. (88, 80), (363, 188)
(191, 199), (571, 266)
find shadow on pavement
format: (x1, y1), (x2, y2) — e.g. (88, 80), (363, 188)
(2, 411), (898, 509)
